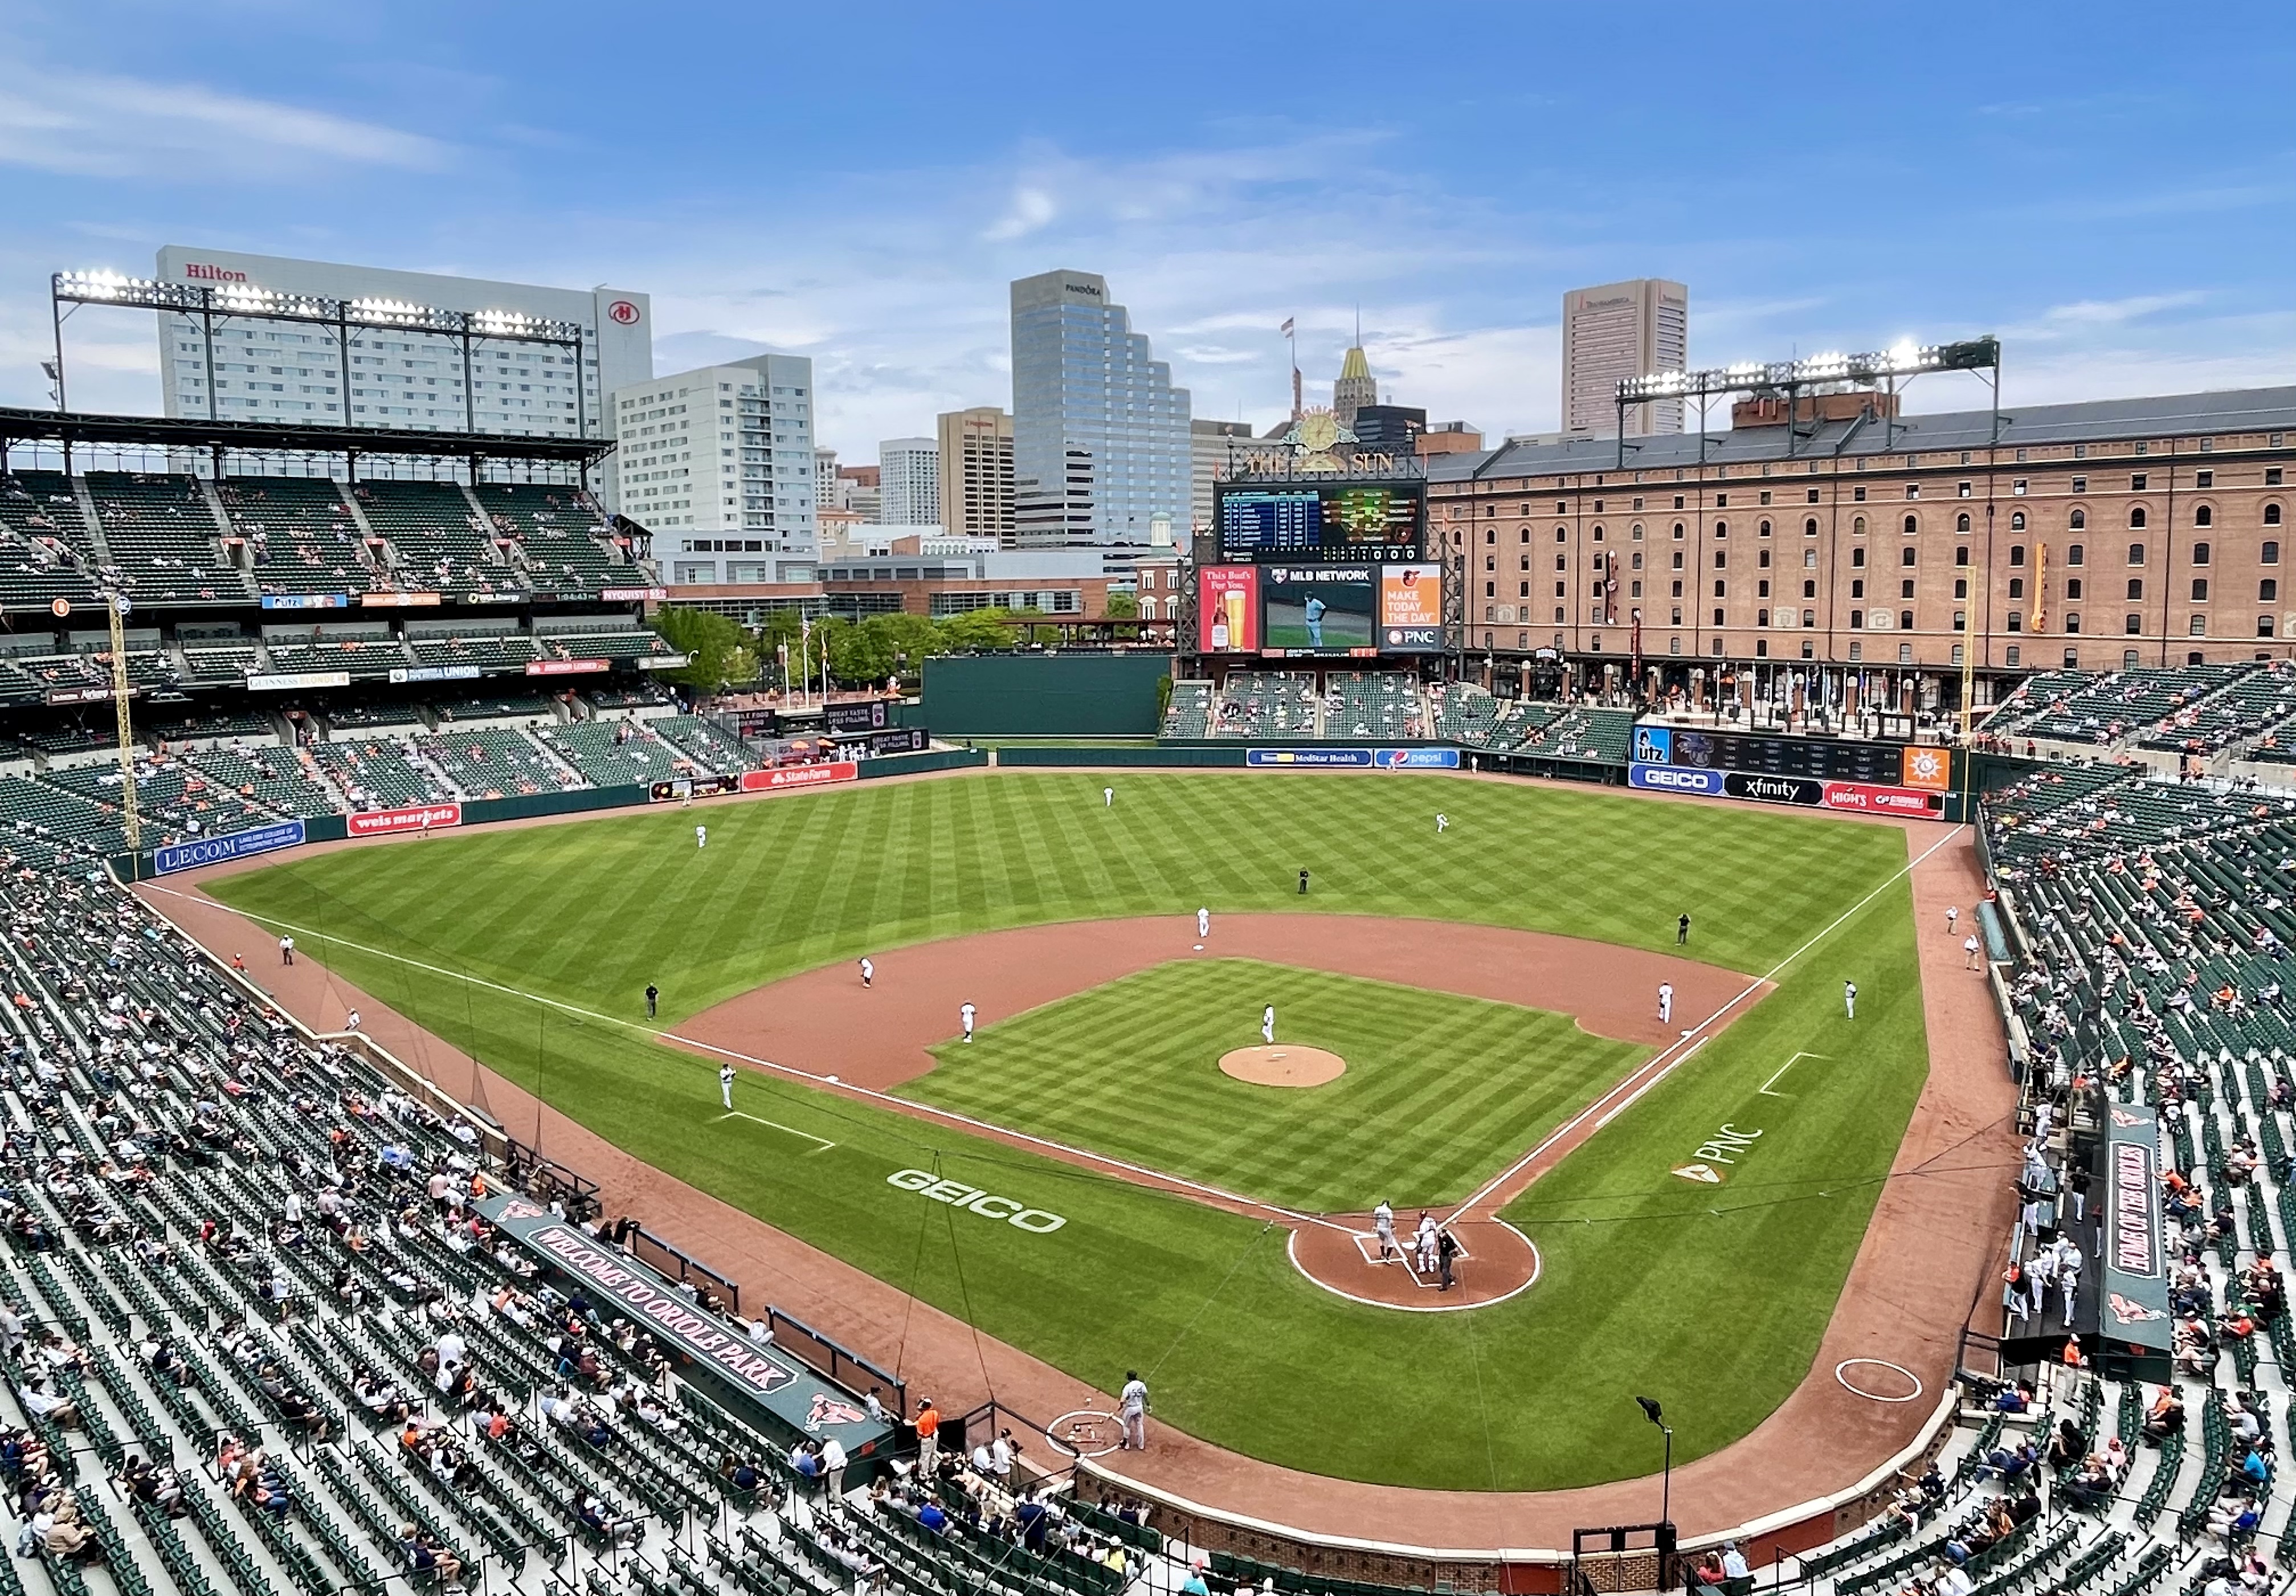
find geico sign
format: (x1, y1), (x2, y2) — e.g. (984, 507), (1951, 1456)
(885, 1169), (1065, 1234)
(1640, 768), (1714, 790)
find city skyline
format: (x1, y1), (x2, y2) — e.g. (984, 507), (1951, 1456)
(1, 4), (2292, 463)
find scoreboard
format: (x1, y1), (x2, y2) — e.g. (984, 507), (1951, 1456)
(1629, 725), (1951, 816)
(1216, 481), (1425, 564)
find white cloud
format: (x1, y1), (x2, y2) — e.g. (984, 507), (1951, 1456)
(0, 62), (448, 179)
(983, 187), (1056, 242)
(2037, 291), (2208, 328)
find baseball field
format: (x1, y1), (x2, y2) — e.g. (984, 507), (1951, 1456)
(204, 771), (1930, 1491)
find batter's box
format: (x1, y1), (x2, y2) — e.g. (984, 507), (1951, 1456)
(1350, 1227), (1474, 1288)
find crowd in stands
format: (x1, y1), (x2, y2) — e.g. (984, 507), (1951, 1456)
(1158, 675), (1635, 768)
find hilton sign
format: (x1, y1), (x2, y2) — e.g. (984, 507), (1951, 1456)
(183, 263), (249, 283)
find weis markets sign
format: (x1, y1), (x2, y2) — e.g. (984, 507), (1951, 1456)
(154, 819), (305, 875)
(348, 803), (462, 838)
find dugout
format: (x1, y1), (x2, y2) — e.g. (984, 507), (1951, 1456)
(921, 652), (1169, 737)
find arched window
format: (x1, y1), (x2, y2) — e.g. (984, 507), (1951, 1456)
(1554, 553), (1566, 572)
(1802, 580), (1816, 599)
(1956, 512), (1971, 532)
(2194, 504), (2213, 527)
(2130, 506), (2148, 528)
(1901, 546), (1917, 566)
(2267, 504), (2284, 526)
(1852, 515), (1866, 535)
(1804, 517), (1818, 537)
(1555, 526), (1567, 541)
(2193, 542), (2212, 565)
(2009, 511), (2025, 530)
(1902, 514), (1918, 536)
(1672, 522), (1686, 540)
(1714, 521), (1729, 538)
(1758, 520), (1771, 537)
(2069, 508), (2086, 530)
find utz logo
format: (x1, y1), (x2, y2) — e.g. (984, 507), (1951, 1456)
(1672, 1163), (1722, 1184)
(2108, 1292), (2167, 1325)
(607, 299), (641, 325)
(806, 1393), (868, 1431)
(1633, 725), (1672, 764)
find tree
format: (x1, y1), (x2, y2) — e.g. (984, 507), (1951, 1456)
(1104, 593), (1139, 619)
(935, 608), (1012, 654)
(649, 608), (748, 692)
(828, 619), (899, 686)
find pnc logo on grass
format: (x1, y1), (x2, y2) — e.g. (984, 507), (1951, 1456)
(1672, 1163), (1723, 1184)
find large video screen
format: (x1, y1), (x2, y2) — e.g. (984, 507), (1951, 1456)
(1217, 481), (1425, 563)
(1260, 565), (1378, 656)
(1379, 564), (1442, 652)
(1198, 566), (1261, 654)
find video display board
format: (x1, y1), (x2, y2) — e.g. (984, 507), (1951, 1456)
(1632, 725), (1923, 786)
(1199, 565), (1262, 654)
(1261, 565), (1379, 656)
(1379, 564), (1442, 653)
(1216, 481), (1425, 564)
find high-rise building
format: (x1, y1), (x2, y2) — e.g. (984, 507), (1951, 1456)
(1010, 269), (1191, 545)
(611, 353), (814, 582)
(879, 437), (940, 525)
(1188, 419), (1256, 533)
(152, 244), (651, 503)
(1562, 278), (1688, 438)
(1333, 342), (1377, 431)
(1351, 405), (1425, 451)
(937, 407), (1015, 540)
(815, 448), (840, 509)
(837, 465), (882, 521)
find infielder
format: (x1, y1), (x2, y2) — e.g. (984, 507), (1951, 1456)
(1946, 905), (1960, 936)
(1104, 786), (1114, 808)
(1372, 1199), (1396, 1260)
(960, 1002), (976, 1043)
(1657, 982), (1673, 1024)
(1261, 1005), (1276, 1044)
(345, 1009), (361, 1034)
(718, 1063), (736, 1109)
(1844, 980), (1857, 1020)
(1197, 907), (1210, 939)
(1118, 1371), (1150, 1450)
(859, 957), (873, 988)
(695, 824), (708, 850)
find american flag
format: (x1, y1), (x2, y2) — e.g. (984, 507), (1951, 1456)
(1278, 318), (1294, 337)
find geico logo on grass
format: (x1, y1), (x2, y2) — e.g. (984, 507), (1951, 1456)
(886, 1169), (1065, 1234)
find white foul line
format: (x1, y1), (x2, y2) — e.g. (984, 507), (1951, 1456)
(1760, 1052), (1827, 1098)
(717, 1109), (837, 1152)
(1441, 823), (1967, 1224)
(138, 883), (1358, 1237)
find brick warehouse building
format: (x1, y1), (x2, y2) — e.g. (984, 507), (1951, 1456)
(1425, 384), (2296, 712)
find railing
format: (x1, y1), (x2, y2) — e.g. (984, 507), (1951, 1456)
(629, 1223), (740, 1316)
(762, 1305), (902, 1418)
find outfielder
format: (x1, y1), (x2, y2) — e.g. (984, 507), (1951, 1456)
(1372, 1199), (1396, 1260)
(695, 824), (708, 850)
(718, 1063), (736, 1109)
(1436, 813), (1449, 834)
(1261, 1005), (1275, 1044)
(1657, 982), (1673, 1024)
(1104, 787), (1114, 808)
(960, 1002), (976, 1043)
(1844, 980), (1857, 1020)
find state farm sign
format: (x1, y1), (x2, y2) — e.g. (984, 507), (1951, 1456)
(741, 762), (859, 793)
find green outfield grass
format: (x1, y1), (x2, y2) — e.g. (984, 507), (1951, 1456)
(905, 958), (1647, 1211)
(206, 772), (1931, 1491)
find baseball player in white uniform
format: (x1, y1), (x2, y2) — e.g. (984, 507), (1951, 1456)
(718, 1063), (736, 1109)
(1435, 813), (1449, 834)
(1657, 982), (1672, 1024)
(1415, 1213), (1439, 1275)
(1844, 980), (1857, 1019)
(1261, 1005), (1275, 1044)
(859, 957), (873, 988)
(1372, 1200), (1396, 1260)
(961, 1002), (976, 1042)
(1197, 907), (1210, 940)
(695, 824), (708, 850)
(1104, 787), (1114, 808)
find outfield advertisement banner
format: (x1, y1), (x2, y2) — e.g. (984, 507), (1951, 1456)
(526, 659), (609, 676)
(1377, 564), (1443, 653)
(259, 593), (348, 610)
(1246, 748), (1461, 769)
(389, 665), (482, 684)
(2102, 1103), (2174, 1352)
(1198, 566), (1260, 653)
(741, 762), (860, 792)
(348, 803), (463, 837)
(248, 670), (352, 692)
(153, 819), (307, 876)
(1628, 762), (1943, 814)
(473, 1192), (894, 1452)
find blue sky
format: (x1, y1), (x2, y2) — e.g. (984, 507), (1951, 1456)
(2, 1), (2293, 459)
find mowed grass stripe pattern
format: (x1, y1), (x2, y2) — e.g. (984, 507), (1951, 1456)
(904, 960), (1647, 1213)
(214, 772), (1894, 1026)
(209, 773), (1929, 1491)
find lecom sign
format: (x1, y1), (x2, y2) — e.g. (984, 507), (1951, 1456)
(607, 300), (641, 325)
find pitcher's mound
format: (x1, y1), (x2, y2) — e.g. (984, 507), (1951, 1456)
(1220, 1045), (1346, 1088)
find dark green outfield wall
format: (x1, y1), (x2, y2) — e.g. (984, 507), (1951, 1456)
(920, 653), (1170, 737)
